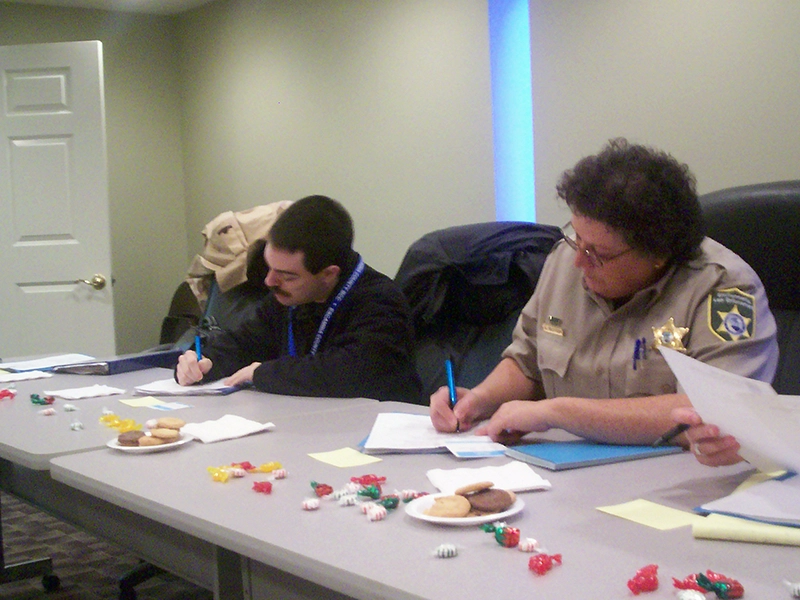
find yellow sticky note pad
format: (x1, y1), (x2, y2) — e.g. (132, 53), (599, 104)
(308, 447), (382, 468)
(597, 499), (705, 530)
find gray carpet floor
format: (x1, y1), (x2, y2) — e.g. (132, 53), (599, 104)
(1, 491), (213, 600)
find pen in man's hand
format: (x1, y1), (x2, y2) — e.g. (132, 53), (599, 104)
(195, 334), (203, 360)
(445, 358), (457, 408)
(652, 422), (690, 447)
(445, 358), (460, 433)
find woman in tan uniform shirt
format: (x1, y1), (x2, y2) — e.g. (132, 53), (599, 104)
(430, 139), (778, 448)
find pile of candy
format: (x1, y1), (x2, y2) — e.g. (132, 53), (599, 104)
(30, 393), (55, 405)
(206, 460), (286, 493)
(673, 570), (744, 599)
(302, 474), (427, 522)
(99, 411), (141, 432)
(478, 521), (560, 574)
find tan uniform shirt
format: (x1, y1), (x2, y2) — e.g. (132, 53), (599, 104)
(503, 238), (778, 399)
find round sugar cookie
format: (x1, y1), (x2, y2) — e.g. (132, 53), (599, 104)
(138, 435), (166, 446)
(155, 417), (185, 430)
(424, 495), (471, 518)
(149, 428), (180, 441)
(454, 481), (494, 496)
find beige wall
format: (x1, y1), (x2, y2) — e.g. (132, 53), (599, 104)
(0, 2), (188, 354)
(176, 0), (495, 277)
(530, 0), (800, 226)
(3, 0), (800, 352)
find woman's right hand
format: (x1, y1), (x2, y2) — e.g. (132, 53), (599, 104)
(429, 386), (488, 433)
(671, 407), (743, 467)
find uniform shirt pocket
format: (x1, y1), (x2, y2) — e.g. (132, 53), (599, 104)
(624, 351), (677, 397)
(537, 333), (576, 396)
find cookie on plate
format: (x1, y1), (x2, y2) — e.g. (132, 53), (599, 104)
(424, 495), (471, 518)
(463, 488), (516, 514)
(155, 417), (185, 430)
(117, 430), (146, 447)
(149, 428), (180, 442)
(138, 435), (166, 446)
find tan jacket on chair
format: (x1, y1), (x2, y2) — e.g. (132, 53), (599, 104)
(186, 201), (293, 308)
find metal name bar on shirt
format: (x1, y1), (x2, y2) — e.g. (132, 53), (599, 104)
(287, 256), (365, 357)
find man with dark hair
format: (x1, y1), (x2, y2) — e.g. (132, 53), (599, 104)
(176, 195), (424, 404)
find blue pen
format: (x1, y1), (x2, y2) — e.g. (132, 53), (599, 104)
(195, 334), (202, 360)
(445, 358), (457, 408)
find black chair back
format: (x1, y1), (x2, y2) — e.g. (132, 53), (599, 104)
(699, 181), (800, 393)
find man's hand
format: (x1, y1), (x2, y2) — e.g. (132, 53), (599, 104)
(176, 350), (212, 386)
(225, 362), (261, 387)
(429, 386), (494, 433)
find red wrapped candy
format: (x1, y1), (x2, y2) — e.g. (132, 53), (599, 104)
(673, 570), (743, 599)
(528, 553), (562, 576)
(628, 564), (659, 595)
(252, 481), (273, 494)
(311, 481), (333, 497)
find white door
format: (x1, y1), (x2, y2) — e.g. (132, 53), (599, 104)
(0, 41), (115, 359)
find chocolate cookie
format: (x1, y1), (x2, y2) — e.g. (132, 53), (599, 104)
(117, 430), (145, 447)
(464, 488), (515, 514)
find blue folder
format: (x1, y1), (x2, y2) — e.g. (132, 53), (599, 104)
(504, 440), (683, 471)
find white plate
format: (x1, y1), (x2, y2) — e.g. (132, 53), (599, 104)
(106, 433), (195, 453)
(404, 492), (524, 526)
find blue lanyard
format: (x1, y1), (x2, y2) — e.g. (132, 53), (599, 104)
(287, 256), (365, 357)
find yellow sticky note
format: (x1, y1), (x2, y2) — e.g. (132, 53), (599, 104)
(308, 447), (382, 468)
(597, 499), (705, 530)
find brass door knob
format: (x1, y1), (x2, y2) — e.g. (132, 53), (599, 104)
(76, 274), (107, 290)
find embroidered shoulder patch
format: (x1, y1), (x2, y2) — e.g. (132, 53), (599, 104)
(707, 288), (755, 341)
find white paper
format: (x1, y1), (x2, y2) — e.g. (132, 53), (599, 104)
(43, 384), (125, 400)
(700, 475), (800, 527)
(362, 412), (494, 454)
(134, 378), (236, 396)
(182, 414), (275, 443)
(659, 347), (800, 474)
(426, 460), (551, 494)
(0, 370), (53, 383)
(1, 354), (95, 372)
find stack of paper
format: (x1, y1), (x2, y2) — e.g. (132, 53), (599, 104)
(134, 378), (238, 396)
(660, 348), (800, 535)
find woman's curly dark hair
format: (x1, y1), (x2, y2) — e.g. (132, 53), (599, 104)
(556, 138), (704, 265)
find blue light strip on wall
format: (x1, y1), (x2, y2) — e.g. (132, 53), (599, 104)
(489, 0), (535, 222)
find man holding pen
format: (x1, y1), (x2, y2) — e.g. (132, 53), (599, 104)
(176, 195), (424, 404)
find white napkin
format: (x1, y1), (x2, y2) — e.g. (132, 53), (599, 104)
(182, 414), (276, 443)
(426, 460), (552, 494)
(0, 370), (53, 383)
(43, 384), (125, 399)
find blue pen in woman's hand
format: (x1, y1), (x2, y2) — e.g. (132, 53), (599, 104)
(195, 334), (202, 360)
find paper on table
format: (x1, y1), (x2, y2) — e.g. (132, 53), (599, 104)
(699, 475), (800, 528)
(659, 347), (800, 474)
(693, 513), (800, 546)
(362, 412), (497, 456)
(308, 447), (382, 468)
(426, 460), (551, 494)
(0, 370), (53, 383)
(43, 384), (125, 400)
(134, 378), (237, 396)
(597, 499), (705, 530)
(1, 354), (95, 372)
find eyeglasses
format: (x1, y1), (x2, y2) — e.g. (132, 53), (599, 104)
(561, 222), (635, 268)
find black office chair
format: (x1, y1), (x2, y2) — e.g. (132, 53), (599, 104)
(395, 221), (562, 396)
(699, 180), (800, 394)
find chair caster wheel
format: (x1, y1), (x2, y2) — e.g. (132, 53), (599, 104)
(42, 574), (61, 592)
